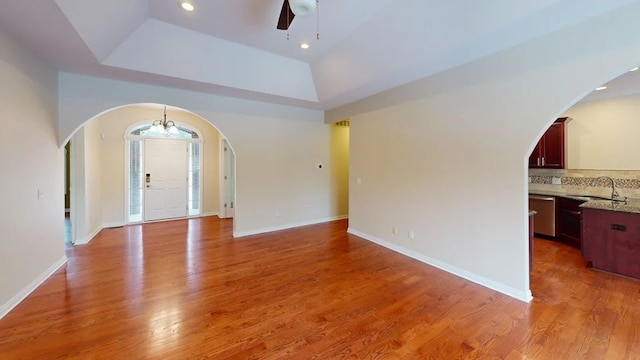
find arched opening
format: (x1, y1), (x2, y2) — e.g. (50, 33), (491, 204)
(65, 103), (236, 245)
(526, 65), (640, 296)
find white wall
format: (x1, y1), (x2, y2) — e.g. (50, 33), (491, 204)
(57, 74), (342, 236)
(95, 105), (221, 227)
(0, 31), (65, 317)
(565, 93), (640, 170)
(328, 2), (640, 301)
(71, 121), (103, 244)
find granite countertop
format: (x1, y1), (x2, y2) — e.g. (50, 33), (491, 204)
(529, 190), (568, 198)
(579, 199), (640, 214)
(529, 191), (595, 201)
(529, 190), (640, 214)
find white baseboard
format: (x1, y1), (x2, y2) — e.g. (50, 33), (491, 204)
(200, 212), (220, 218)
(347, 228), (533, 303)
(102, 222), (125, 229)
(0, 256), (68, 320)
(75, 225), (102, 245)
(234, 215), (348, 238)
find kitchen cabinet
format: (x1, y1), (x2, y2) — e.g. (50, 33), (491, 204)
(529, 117), (570, 169)
(556, 197), (583, 249)
(582, 208), (640, 279)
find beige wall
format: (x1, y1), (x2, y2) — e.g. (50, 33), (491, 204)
(95, 104), (221, 227)
(0, 30), (64, 317)
(57, 74), (342, 237)
(72, 121), (103, 244)
(565, 93), (640, 170)
(329, 2), (640, 301)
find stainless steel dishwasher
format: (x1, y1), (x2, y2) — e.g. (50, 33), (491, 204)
(528, 195), (556, 237)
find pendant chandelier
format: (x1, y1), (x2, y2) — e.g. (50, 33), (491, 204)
(150, 106), (179, 134)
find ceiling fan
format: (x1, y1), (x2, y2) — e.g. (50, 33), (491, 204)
(277, 0), (317, 30)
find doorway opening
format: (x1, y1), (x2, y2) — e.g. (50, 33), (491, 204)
(64, 141), (72, 244)
(527, 65), (640, 297)
(220, 139), (235, 219)
(63, 103), (238, 245)
(331, 120), (350, 219)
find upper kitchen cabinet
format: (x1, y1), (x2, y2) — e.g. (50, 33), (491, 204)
(529, 117), (570, 169)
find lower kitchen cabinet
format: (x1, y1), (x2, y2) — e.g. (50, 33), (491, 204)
(582, 208), (640, 279)
(556, 197), (583, 249)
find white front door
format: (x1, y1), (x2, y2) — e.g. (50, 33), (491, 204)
(144, 138), (188, 221)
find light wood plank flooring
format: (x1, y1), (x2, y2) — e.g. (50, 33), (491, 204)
(0, 217), (638, 359)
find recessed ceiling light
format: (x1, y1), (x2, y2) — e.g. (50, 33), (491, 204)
(300, 42), (310, 49)
(179, 0), (194, 11)
(595, 86), (608, 91)
(630, 67), (639, 72)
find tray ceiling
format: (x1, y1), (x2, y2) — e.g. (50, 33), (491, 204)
(0, 0), (638, 109)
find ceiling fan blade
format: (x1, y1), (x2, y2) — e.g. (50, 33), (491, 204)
(277, 0), (295, 30)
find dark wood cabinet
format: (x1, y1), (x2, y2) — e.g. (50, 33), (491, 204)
(582, 208), (640, 279)
(529, 117), (569, 169)
(556, 197), (583, 249)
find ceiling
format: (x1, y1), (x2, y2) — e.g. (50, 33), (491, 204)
(1, 0), (639, 110)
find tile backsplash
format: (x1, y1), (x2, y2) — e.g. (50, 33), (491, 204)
(529, 169), (640, 199)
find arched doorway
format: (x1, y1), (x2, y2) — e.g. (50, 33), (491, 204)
(526, 66), (640, 296)
(66, 103), (236, 244)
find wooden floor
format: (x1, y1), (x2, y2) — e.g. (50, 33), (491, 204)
(0, 217), (639, 359)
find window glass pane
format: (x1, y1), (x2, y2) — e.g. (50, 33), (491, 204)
(133, 124), (199, 139)
(128, 140), (143, 222)
(188, 142), (201, 216)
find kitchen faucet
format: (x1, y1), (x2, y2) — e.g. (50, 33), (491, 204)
(591, 176), (620, 199)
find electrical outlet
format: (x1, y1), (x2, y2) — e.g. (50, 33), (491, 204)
(408, 231), (415, 240)
(392, 226), (398, 235)
(552, 177), (562, 185)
